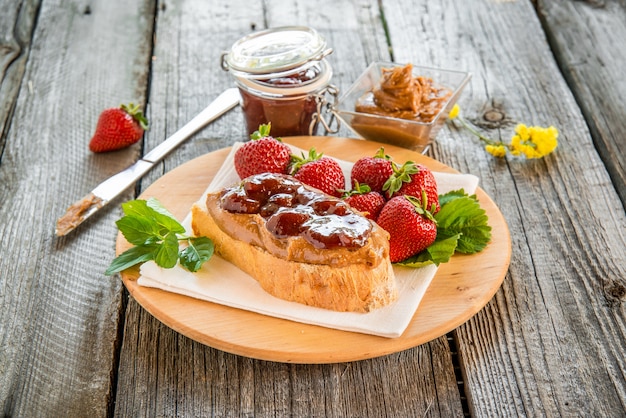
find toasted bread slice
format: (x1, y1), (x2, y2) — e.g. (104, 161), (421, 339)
(191, 174), (397, 312)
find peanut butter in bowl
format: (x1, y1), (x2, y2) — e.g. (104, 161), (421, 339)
(336, 62), (471, 152)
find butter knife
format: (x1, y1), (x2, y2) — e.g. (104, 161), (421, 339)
(55, 88), (241, 236)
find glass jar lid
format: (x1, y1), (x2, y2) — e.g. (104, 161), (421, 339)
(234, 59), (333, 98)
(221, 26), (333, 77)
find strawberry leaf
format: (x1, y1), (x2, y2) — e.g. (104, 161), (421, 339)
(438, 189), (469, 206)
(434, 190), (491, 254)
(121, 103), (149, 130)
(251, 123), (272, 140)
(373, 147), (391, 160)
(289, 147), (323, 174)
(397, 234), (460, 267)
(339, 181), (371, 197)
(382, 160), (419, 195)
(396, 189), (491, 268)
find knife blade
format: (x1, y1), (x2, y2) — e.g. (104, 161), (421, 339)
(55, 87), (241, 236)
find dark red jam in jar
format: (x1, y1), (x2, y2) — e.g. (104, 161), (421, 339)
(220, 173), (372, 250)
(221, 26), (333, 137)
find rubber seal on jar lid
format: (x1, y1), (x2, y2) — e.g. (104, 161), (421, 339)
(234, 59), (333, 98)
(221, 26), (333, 77)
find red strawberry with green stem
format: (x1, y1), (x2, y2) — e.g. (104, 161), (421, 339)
(383, 161), (440, 213)
(376, 192), (437, 262)
(89, 103), (149, 153)
(350, 147), (394, 194)
(290, 148), (345, 197)
(234, 123), (292, 179)
(341, 182), (386, 220)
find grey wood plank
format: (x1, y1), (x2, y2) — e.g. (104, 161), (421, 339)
(113, 0), (464, 416)
(0, 0), (40, 153)
(382, 0), (626, 416)
(536, 0), (626, 208)
(0, 0), (155, 415)
(116, 300), (462, 417)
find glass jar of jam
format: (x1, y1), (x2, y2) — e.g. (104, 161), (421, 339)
(221, 26), (333, 137)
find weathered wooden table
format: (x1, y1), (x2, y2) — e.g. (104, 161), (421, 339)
(1, 0), (625, 416)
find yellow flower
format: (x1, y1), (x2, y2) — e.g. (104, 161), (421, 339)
(447, 107), (558, 159)
(510, 124), (559, 159)
(509, 132), (526, 157)
(485, 144), (507, 158)
(448, 104), (460, 120)
(514, 124), (530, 141)
(530, 125), (559, 156)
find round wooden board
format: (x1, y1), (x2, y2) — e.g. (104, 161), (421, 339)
(118, 136), (511, 363)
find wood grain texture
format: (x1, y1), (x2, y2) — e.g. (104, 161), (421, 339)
(383, 0), (626, 416)
(0, 0), (40, 151)
(116, 298), (463, 417)
(0, 0), (155, 415)
(1, 0), (624, 415)
(536, 0), (626, 208)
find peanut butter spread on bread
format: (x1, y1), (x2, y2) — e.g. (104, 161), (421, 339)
(205, 173), (389, 267)
(191, 173), (397, 312)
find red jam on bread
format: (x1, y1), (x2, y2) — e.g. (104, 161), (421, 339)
(191, 173), (397, 312)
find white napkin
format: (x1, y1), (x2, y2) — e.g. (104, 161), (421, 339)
(137, 143), (479, 338)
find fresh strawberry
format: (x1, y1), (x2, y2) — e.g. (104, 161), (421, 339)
(290, 148), (345, 197)
(234, 123), (292, 179)
(383, 161), (440, 213)
(350, 147), (394, 194)
(88, 103), (148, 153)
(376, 193), (437, 262)
(341, 182), (386, 220)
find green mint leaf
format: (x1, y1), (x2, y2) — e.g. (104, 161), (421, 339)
(121, 198), (185, 235)
(179, 237), (215, 272)
(115, 215), (160, 245)
(146, 198), (186, 234)
(398, 234), (460, 267)
(109, 198), (214, 274)
(121, 199), (154, 218)
(154, 232), (181, 269)
(435, 190), (491, 254)
(105, 243), (158, 275)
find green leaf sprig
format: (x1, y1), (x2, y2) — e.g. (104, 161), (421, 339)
(105, 198), (214, 275)
(397, 189), (492, 268)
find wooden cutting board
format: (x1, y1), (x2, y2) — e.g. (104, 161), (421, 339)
(118, 136), (511, 363)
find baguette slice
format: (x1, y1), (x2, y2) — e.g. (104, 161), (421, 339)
(191, 174), (397, 312)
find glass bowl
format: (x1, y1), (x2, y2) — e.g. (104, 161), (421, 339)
(335, 62), (471, 152)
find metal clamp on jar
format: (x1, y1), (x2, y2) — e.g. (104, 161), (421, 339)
(221, 26), (334, 137)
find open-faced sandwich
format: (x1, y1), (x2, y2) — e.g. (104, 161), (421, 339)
(191, 172), (397, 313)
